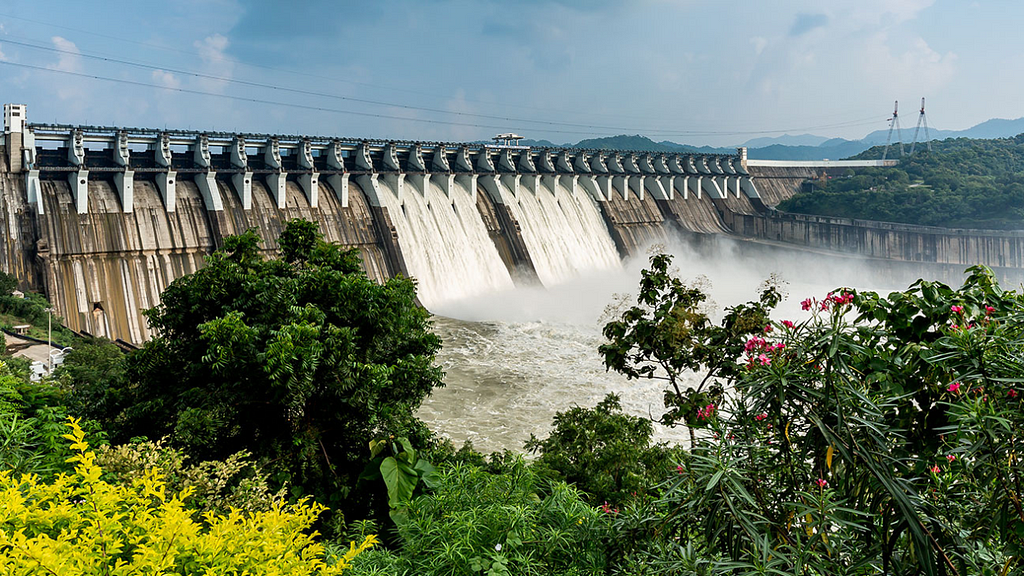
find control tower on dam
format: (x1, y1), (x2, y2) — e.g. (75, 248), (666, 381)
(4, 104), (1023, 345)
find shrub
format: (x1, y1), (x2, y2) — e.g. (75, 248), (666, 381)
(0, 418), (375, 574)
(95, 439), (286, 517)
(525, 393), (678, 506)
(370, 458), (612, 576)
(0, 359), (92, 478)
(605, 256), (1024, 574)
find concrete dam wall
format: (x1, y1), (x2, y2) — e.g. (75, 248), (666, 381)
(4, 114), (1024, 344)
(2, 118), (772, 343)
(26, 171), (394, 343)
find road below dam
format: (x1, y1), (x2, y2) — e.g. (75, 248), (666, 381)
(2, 119), (1024, 346)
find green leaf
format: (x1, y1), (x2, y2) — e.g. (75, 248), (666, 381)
(706, 469), (724, 492)
(380, 456), (418, 508)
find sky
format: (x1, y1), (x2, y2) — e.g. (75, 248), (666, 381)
(0, 0), (1018, 147)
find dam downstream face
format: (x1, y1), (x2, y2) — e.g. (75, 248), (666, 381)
(418, 236), (917, 454)
(376, 177), (514, 308)
(498, 179), (622, 286)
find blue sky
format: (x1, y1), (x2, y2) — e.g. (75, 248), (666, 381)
(0, 0), (1018, 146)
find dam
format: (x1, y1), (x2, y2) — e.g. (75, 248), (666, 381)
(2, 103), (1023, 345)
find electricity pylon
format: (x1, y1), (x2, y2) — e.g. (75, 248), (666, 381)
(909, 97), (931, 154)
(882, 100), (905, 161)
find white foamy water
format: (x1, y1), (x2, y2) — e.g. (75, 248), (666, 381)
(499, 179), (621, 286)
(420, 236), (918, 454)
(377, 177), (514, 308)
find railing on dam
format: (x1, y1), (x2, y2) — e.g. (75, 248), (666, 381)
(745, 159), (899, 168)
(3, 103), (764, 216)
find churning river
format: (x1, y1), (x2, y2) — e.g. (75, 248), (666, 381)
(418, 236), (916, 454)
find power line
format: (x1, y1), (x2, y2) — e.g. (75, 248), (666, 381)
(0, 59), (884, 139)
(0, 36), (883, 137)
(0, 14), (885, 136)
(0, 12), (653, 121)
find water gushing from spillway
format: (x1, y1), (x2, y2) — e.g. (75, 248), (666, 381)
(499, 180), (621, 286)
(420, 236), (923, 453)
(377, 177), (514, 308)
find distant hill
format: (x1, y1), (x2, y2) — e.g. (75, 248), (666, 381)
(779, 134), (1024, 229)
(741, 134), (832, 148)
(501, 116), (1024, 161)
(861, 117), (1024, 145)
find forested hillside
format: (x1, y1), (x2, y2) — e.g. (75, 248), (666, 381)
(779, 135), (1024, 229)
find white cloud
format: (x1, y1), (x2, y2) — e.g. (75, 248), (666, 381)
(750, 36), (768, 55)
(860, 32), (957, 94)
(151, 70), (181, 90)
(195, 33), (229, 63)
(193, 34), (234, 93)
(48, 36), (82, 73)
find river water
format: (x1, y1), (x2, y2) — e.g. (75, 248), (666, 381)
(418, 235), (918, 454)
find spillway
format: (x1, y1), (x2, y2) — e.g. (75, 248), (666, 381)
(495, 179), (621, 286)
(374, 177), (514, 308)
(0, 112), (846, 343)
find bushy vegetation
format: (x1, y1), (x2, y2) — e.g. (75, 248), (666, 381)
(0, 287), (77, 348)
(113, 219), (443, 524)
(525, 393), (679, 507)
(6, 220), (1024, 574)
(779, 135), (1024, 229)
(0, 418), (374, 574)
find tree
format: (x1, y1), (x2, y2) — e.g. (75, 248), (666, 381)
(55, 336), (127, 429)
(599, 253), (780, 443)
(0, 271), (16, 296)
(117, 219), (443, 519)
(525, 393), (677, 506)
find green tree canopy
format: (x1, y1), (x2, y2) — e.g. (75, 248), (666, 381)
(117, 219), (443, 514)
(780, 134), (1024, 229)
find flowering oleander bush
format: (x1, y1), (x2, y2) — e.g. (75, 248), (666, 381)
(0, 417), (374, 575)
(603, 256), (1024, 575)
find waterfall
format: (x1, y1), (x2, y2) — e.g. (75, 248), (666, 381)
(377, 177), (514, 308)
(499, 179), (621, 286)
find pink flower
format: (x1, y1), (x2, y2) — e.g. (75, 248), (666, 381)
(764, 324), (773, 333)
(930, 465), (941, 474)
(757, 353), (771, 366)
(986, 306), (995, 315)
(816, 478), (828, 488)
(697, 404), (716, 420)
(1009, 389), (1019, 399)
(946, 454), (956, 462)
(782, 320), (795, 329)
(771, 343), (786, 352)
(947, 382), (962, 393)
(950, 324), (959, 330)
(754, 413), (768, 421)
(951, 305), (963, 314)
(801, 298), (813, 311)
(744, 337), (765, 352)
(820, 300), (831, 311)
(676, 465), (684, 474)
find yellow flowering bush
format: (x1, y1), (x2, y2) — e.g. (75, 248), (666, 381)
(0, 417), (375, 575)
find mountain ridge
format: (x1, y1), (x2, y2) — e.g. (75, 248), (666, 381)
(509, 116), (1024, 161)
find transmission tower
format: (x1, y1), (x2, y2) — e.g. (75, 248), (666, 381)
(909, 97), (932, 154)
(882, 100), (905, 161)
